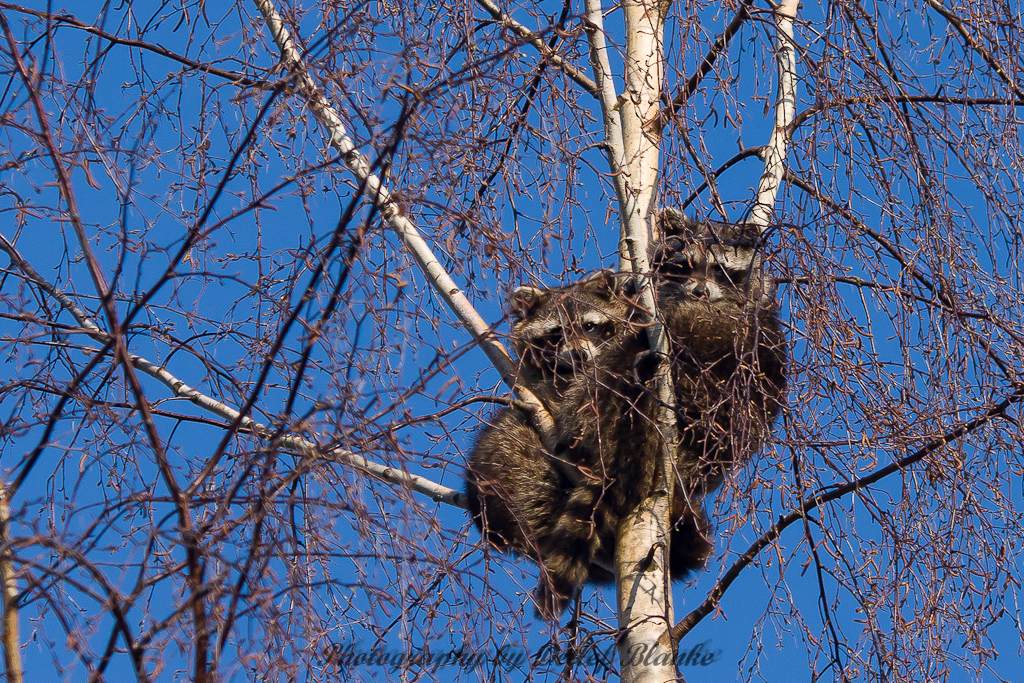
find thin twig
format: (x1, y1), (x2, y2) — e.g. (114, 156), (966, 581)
(664, 0), (754, 116)
(0, 17), (216, 677)
(789, 94), (1024, 134)
(250, 0), (557, 448)
(784, 168), (1018, 381)
(924, 0), (1024, 100)
(0, 233), (467, 509)
(474, 0), (598, 97)
(0, 2), (267, 89)
(672, 386), (1024, 642)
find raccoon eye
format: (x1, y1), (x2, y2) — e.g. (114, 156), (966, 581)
(581, 321), (614, 338)
(710, 264), (730, 281)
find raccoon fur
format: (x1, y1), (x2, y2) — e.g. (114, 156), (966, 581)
(465, 210), (787, 619)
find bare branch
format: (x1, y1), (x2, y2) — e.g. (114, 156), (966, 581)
(672, 386), (1024, 642)
(0, 233), (466, 509)
(789, 94), (1024, 133)
(0, 2), (267, 89)
(250, 0), (557, 447)
(785, 168), (1019, 381)
(474, 0), (599, 97)
(681, 146), (765, 210)
(0, 17), (214, 677)
(924, 0), (1024, 100)
(748, 0), (800, 230)
(663, 0), (754, 116)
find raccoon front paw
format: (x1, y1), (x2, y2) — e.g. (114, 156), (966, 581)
(652, 240), (694, 281)
(632, 349), (662, 383)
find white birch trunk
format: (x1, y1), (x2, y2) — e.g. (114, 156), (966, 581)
(749, 0), (800, 232)
(0, 484), (22, 683)
(619, 0), (665, 269)
(251, 0), (558, 450)
(585, 0), (676, 679)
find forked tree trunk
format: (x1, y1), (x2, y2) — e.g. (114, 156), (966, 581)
(599, 0), (676, 679)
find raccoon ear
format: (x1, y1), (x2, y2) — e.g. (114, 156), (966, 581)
(659, 207), (699, 238)
(580, 269), (624, 299)
(508, 285), (548, 318)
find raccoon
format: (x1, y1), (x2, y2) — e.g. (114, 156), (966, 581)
(467, 272), (713, 618)
(465, 211), (787, 619)
(649, 208), (787, 493)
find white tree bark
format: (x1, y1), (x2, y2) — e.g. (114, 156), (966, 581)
(0, 483), (21, 683)
(251, 0), (558, 448)
(584, 0), (676, 680)
(749, 0), (800, 231)
(619, 0), (665, 264)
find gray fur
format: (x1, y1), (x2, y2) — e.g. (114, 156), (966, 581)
(466, 211), (787, 619)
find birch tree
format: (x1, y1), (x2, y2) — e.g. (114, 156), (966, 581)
(0, 0), (1023, 682)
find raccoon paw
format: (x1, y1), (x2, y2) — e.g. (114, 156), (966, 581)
(632, 349), (662, 383)
(533, 582), (573, 621)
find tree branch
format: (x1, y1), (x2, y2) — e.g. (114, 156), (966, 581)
(250, 0), (557, 449)
(748, 0), (800, 230)
(672, 385), (1024, 642)
(474, 0), (599, 97)
(784, 168), (1019, 381)
(0, 16), (214, 678)
(583, 0), (650, 271)
(924, 0), (1024, 100)
(0, 234), (467, 509)
(663, 0), (755, 117)
(0, 3), (267, 89)
(788, 94), (1024, 134)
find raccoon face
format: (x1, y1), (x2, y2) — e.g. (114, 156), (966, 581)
(655, 209), (773, 308)
(509, 272), (637, 383)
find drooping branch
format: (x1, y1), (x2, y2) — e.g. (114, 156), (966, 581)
(924, 0), (1024, 100)
(250, 0), (557, 448)
(784, 169), (1018, 380)
(1, 17), (213, 679)
(748, 0), (800, 230)
(0, 3), (266, 88)
(15, 538), (150, 683)
(672, 385), (1024, 642)
(0, 235), (466, 509)
(664, 0), (755, 116)
(789, 94), (1024, 134)
(474, 0), (599, 97)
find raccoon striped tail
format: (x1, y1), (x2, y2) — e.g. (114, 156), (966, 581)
(532, 483), (619, 619)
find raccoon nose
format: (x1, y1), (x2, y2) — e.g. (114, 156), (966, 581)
(690, 282), (709, 298)
(557, 347), (591, 368)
